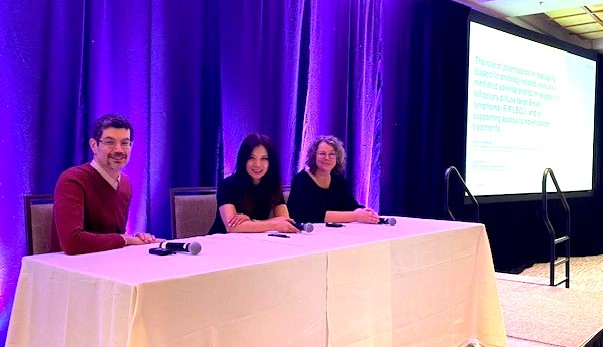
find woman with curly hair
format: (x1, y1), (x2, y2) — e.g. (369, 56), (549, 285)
(287, 135), (379, 224)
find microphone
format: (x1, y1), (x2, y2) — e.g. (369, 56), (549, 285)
(378, 217), (397, 226)
(159, 241), (202, 255)
(292, 222), (314, 232)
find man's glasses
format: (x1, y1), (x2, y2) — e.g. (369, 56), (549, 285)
(317, 151), (337, 159)
(99, 139), (133, 149)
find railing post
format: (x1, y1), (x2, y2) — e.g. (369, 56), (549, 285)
(542, 168), (571, 288)
(444, 166), (479, 222)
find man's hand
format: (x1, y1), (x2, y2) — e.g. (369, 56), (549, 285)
(124, 233), (158, 245)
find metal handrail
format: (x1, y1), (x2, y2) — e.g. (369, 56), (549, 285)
(542, 168), (571, 288)
(444, 166), (479, 222)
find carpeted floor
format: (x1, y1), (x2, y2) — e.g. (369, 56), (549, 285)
(518, 254), (603, 293)
(496, 275), (603, 346)
(494, 255), (603, 346)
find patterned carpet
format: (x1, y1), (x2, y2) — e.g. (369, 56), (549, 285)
(518, 254), (603, 293)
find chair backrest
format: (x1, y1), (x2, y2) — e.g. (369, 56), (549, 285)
(282, 185), (291, 203)
(170, 187), (217, 239)
(268, 185), (291, 218)
(24, 194), (55, 256)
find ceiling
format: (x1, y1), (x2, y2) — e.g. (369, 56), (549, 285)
(454, 0), (603, 52)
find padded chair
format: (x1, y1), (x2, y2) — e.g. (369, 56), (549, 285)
(24, 194), (55, 255)
(170, 187), (217, 239)
(282, 185), (291, 203)
(268, 185), (292, 218)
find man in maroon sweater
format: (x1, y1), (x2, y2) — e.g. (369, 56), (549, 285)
(51, 114), (157, 255)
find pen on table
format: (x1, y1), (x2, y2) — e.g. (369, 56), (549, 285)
(268, 233), (290, 238)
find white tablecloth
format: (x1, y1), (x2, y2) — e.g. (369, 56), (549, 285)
(7, 217), (506, 346)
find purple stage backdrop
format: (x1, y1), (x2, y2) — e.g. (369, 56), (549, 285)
(0, 0), (471, 343)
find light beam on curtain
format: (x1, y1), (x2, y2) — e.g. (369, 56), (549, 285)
(300, 0), (382, 208)
(0, 2), (86, 343)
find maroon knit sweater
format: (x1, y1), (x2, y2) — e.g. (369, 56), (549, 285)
(50, 163), (132, 255)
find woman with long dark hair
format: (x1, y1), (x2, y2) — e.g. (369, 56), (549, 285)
(209, 133), (298, 234)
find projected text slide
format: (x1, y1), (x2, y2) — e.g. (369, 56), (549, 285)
(466, 22), (595, 196)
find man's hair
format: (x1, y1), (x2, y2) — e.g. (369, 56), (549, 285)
(305, 135), (346, 175)
(91, 114), (134, 142)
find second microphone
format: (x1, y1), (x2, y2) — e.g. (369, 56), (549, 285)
(292, 222), (314, 233)
(159, 241), (202, 255)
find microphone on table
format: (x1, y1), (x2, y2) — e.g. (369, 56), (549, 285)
(378, 217), (397, 226)
(159, 241), (202, 255)
(292, 222), (314, 232)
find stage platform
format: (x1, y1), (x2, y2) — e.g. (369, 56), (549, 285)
(496, 273), (603, 347)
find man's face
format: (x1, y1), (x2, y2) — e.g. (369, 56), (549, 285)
(89, 127), (132, 175)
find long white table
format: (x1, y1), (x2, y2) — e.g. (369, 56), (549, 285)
(7, 217), (507, 346)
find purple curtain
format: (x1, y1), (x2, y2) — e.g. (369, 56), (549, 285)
(0, 0), (386, 341)
(381, 0), (470, 218)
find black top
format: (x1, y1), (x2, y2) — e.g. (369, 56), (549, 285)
(287, 170), (362, 223)
(209, 174), (285, 234)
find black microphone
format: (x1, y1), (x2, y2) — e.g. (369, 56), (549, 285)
(378, 217), (397, 226)
(159, 241), (202, 255)
(292, 222), (314, 232)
